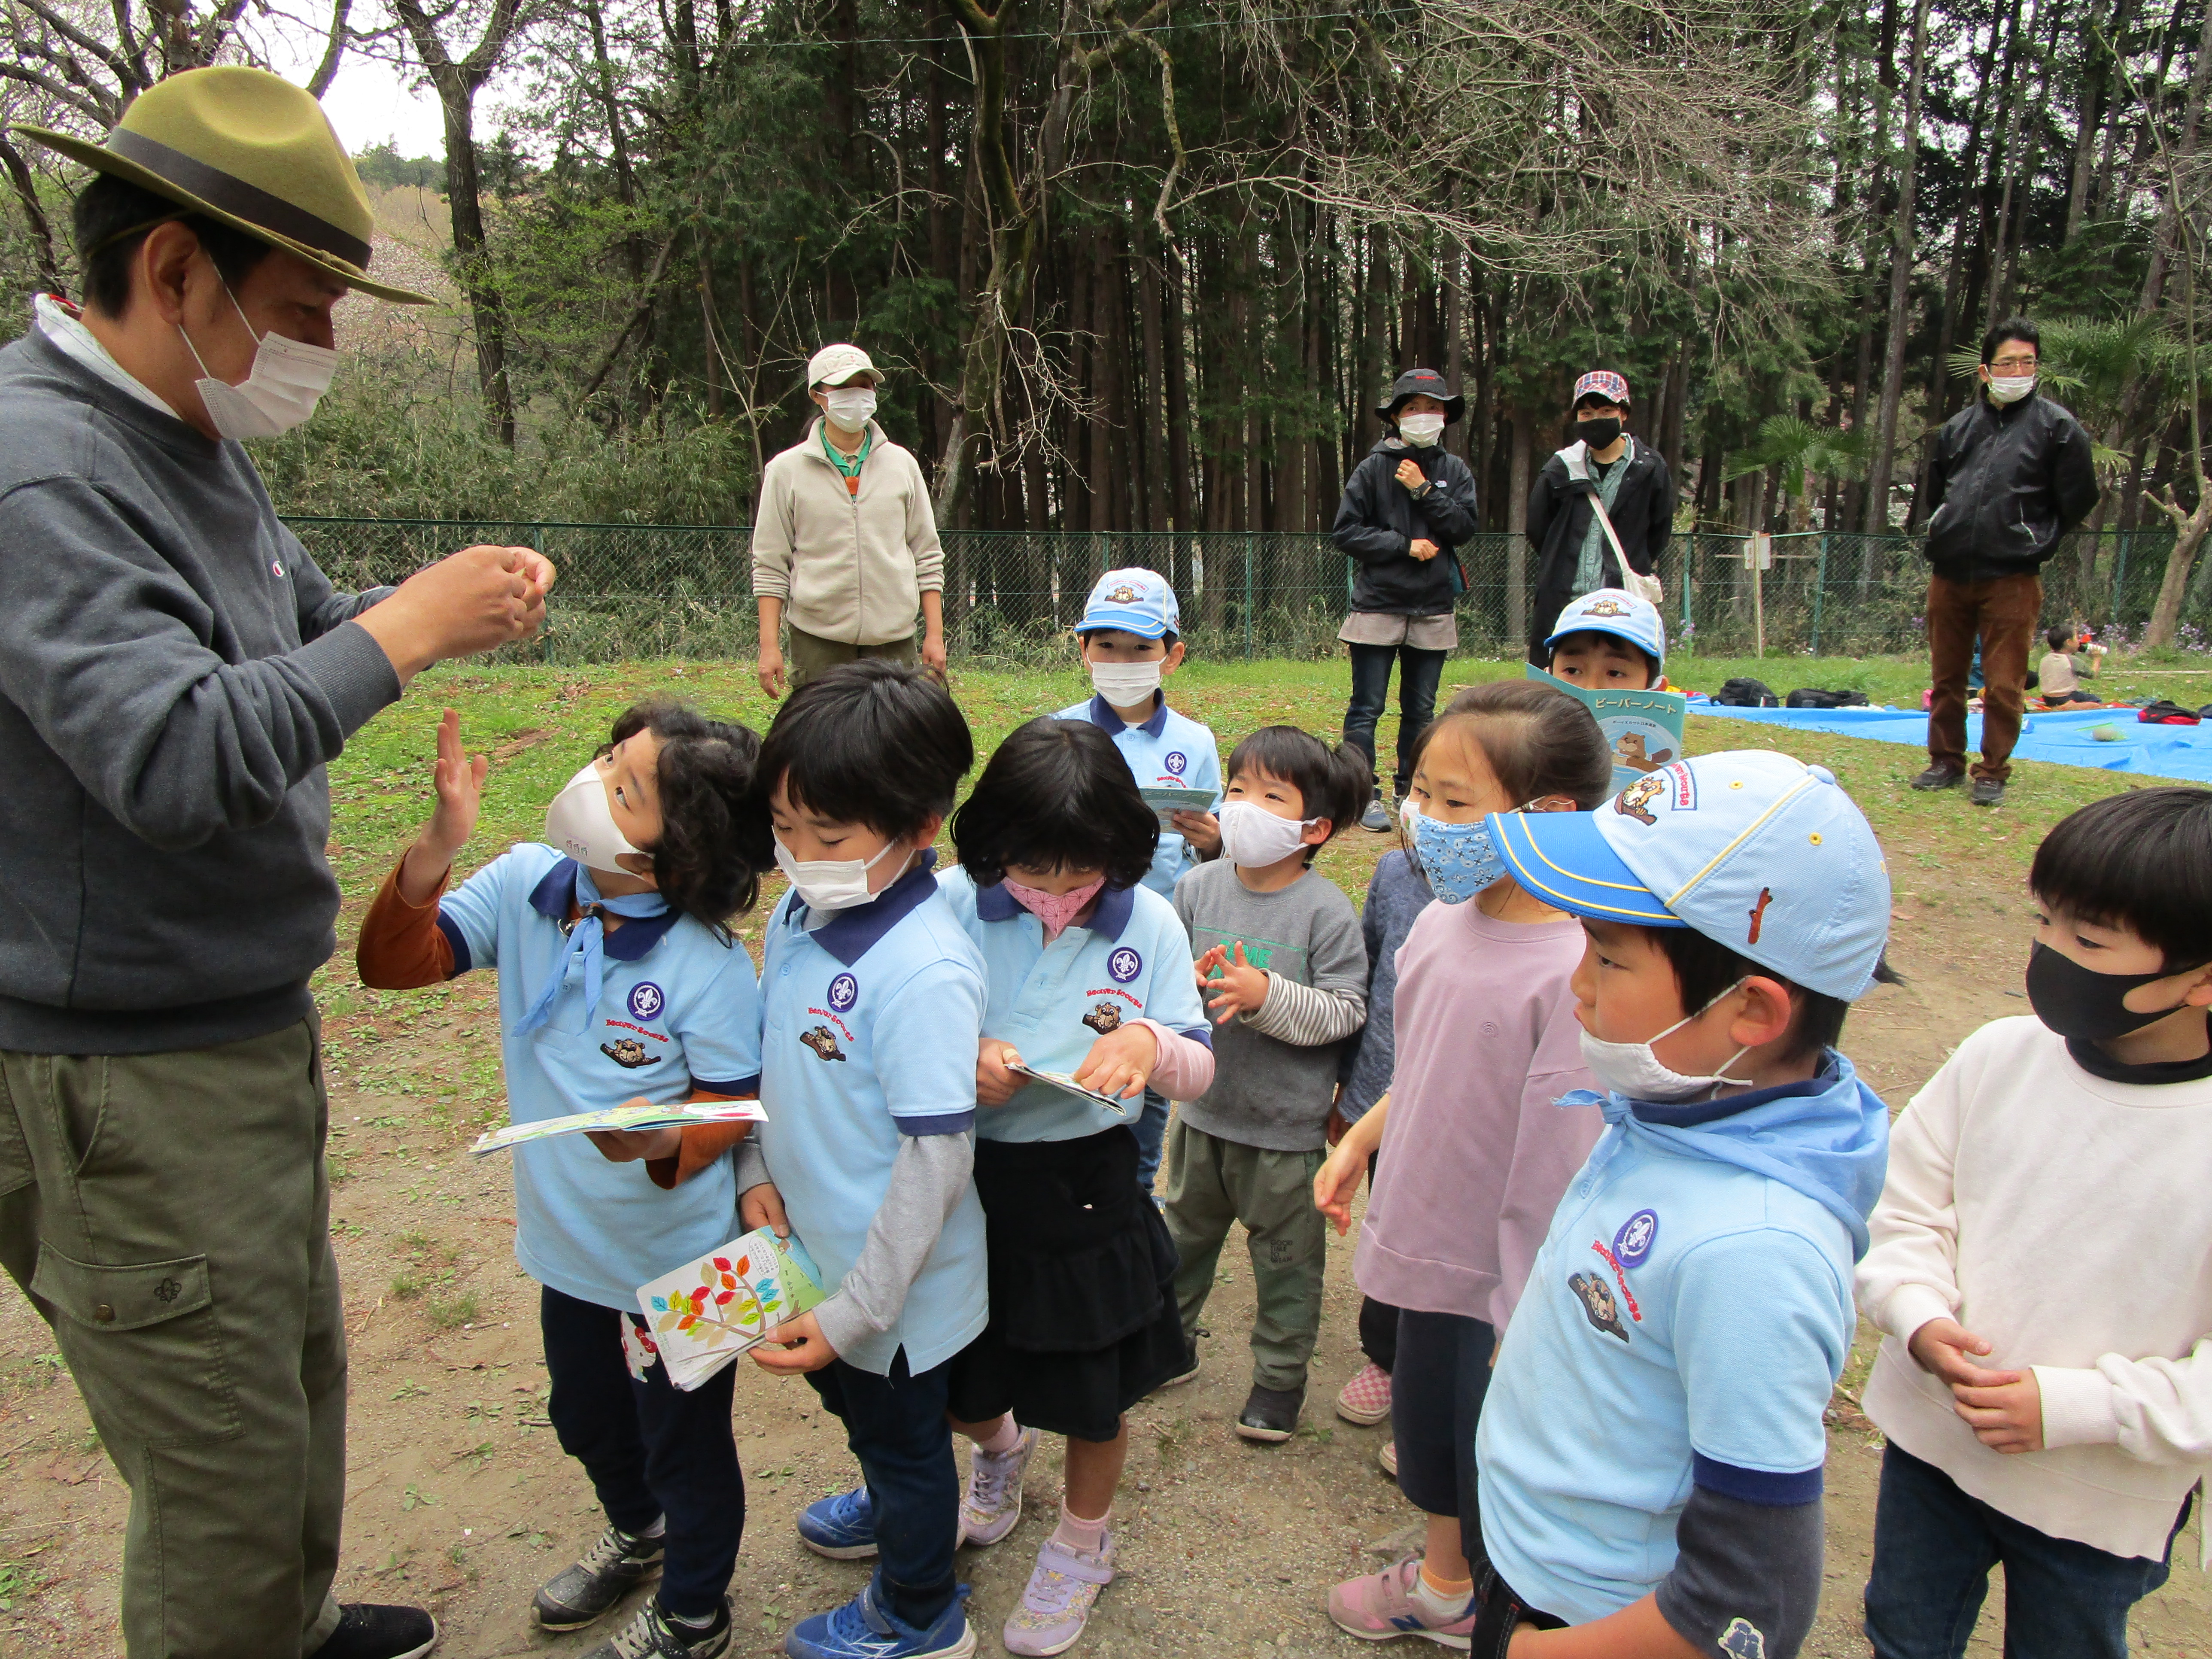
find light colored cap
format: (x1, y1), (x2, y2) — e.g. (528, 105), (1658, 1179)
(808, 343), (878, 388)
(1547, 588), (1668, 671)
(1079, 568), (1181, 639)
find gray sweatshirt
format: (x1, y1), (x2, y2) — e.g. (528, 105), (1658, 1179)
(1173, 859), (1368, 1152)
(0, 325), (400, 1053)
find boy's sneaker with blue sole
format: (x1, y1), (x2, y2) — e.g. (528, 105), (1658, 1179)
(784, 1579), (975, 1659)
(797, 1486), (878, 1559)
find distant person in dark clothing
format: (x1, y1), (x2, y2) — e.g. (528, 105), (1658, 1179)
(1915, 317), (2099, 809)
(1333, 368), (1478, 833)
(1525, 369), (1674, 665)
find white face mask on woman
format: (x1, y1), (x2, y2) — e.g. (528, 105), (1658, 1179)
(1397, 412), (1446, 447)
(823, 385), (878, 434)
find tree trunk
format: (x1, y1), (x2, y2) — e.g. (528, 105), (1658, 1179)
(1507, 413), (1532, 646)
(0, 134), (60, 295)
(1863, 0), (1933, 534)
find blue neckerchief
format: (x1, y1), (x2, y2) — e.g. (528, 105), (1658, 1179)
(515, 863), (670, 1035)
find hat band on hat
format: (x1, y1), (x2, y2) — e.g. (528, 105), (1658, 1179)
(106, 129), (372, 271)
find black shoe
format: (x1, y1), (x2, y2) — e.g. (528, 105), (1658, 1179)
(313, 1604), (438, 1659)
(1236, 1381), (1304, 1442)
(580, 1598), (731, 1659)
(1971, 777), (2005, 808)
(1911, 765), (1966, 791)
(1160, 1343), (1201, 1388)
(535, 1522), (667, 1631)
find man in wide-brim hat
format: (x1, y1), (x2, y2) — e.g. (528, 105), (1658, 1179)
(0, 66), (556, 1659)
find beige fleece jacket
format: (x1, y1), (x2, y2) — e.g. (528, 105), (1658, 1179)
(750, 419), (943, 647)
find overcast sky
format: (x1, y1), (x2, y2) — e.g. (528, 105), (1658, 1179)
(260, 24), (459, 162)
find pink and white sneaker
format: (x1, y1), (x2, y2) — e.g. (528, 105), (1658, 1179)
(1335, 1361), (1393, 1426)
(1002, 1532), (1115, 1656)
(1327, 1557), (1475, 1649)
(959, 1425), (1037, 1547)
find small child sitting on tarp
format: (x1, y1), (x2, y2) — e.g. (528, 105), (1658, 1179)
(2038, 625), (2105, 709)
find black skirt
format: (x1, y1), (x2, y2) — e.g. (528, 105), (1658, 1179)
(951, 1126), (1188, 1442)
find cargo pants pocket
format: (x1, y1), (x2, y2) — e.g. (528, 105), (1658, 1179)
(29, 1246), (240, 1446)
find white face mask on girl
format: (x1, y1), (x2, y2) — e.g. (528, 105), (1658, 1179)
(1089, 658), (1163, 706)
(775, 832), (899, 912)
(1217, 800), (1316, 868)
(544, 760), (647, 873)
(1576, 981), (1753, 1103)
(178, 283), (338, 440)
(823, 386), (878, 434)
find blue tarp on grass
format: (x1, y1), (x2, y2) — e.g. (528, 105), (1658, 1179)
(1687, 702), (2212, 784)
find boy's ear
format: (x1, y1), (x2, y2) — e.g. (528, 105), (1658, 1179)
(1300, 817), (1333, 846)
(1161, 641), (1187, 672)
(1727, 975), (1798, 1050)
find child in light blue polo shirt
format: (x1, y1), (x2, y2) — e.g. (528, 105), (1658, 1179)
(357, 700), (773, 1659)
(1055, 567), (1223, 1191)
(727, 661), (991, 1659)
(1471, 750), (1895, 1659)
(932, 716), (1215, 1656)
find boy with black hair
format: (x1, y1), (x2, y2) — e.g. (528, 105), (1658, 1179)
(730, 661), (994, 1659)
(1526, 371), (1674, 668)
(1474, 749), (1894, 1659)
(1857, 787), (2212, 1659)
(1164, 726), (1371, 1441)
(1543, 587), (1669, 691)
(2036, 623), (2102, 708)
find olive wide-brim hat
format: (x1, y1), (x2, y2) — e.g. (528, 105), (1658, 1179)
(14, 65), (433, 305)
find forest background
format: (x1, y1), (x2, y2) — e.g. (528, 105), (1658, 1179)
(11, 0), (2212, 649)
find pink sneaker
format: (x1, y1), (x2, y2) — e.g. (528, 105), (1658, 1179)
(1336, 1361), (1393, 1426)
(1328, 1557), (1475, 1649)
(1002, 1532), (1115, 1656)
(1379, 1437), (1398, 1478)
(960, 1425), (1037, 1547)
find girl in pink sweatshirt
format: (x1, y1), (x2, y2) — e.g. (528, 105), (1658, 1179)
(1314, 679), (1612, 1646)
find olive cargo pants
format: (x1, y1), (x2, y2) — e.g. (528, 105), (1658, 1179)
(0, 1020), (347, 1657)
(1163, 1117), (1327, 1393)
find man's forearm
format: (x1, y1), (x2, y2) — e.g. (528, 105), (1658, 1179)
(920, 589), (943, 638)
(758, 595), (784, 641)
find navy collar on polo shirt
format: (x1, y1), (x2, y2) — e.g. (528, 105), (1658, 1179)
(1086, 691), (1169, 737)
(802, 850), (942, 966)
(973, 878), (1136, 942)
(526, 857), (679, 960)
(1627, 1051), (1840, 1129)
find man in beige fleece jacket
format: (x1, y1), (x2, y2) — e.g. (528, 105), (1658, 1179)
(753, 343), (946, 696)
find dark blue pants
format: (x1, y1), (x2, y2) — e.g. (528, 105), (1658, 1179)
(1133, 1088), (1170, 1197)
(1864, 1443), (2190, 1659)
(1343, 642), (1447, 799)
(1391, 1310), (1495, 1571)
(807, 1349), (960, 1630)
(540, 1285), (743, 1621)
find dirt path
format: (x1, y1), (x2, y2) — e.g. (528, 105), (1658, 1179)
(2, 824), (2206, 1655)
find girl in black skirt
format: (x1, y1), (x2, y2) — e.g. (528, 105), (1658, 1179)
(935, 717), (1218, 1655)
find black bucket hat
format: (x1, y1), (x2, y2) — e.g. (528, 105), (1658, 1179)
(1377, 367), (1466, 424)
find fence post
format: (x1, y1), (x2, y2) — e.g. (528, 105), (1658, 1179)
(1243, 534), (1256, 659)
(2112, 532), (2128, 630)
(1812, 533), (1829, 657)
(534, 524), (550, 665)
(1680, 544), (1693, 654)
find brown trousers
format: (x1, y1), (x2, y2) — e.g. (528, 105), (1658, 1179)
(1926, 572), (2043, 783)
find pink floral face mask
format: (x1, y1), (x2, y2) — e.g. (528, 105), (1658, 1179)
(1001, 874), (1106, 940)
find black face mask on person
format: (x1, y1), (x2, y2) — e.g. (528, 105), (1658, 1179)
(2024, 941), (2207, 1043)
(1577, 414), (1623, 449)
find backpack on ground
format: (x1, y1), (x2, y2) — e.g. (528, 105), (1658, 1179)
(1784, 689), (1870, 709)
(2138, 700), (2203, 726)
(1713, 678), (1781, 707)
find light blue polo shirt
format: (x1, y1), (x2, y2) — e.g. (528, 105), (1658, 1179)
(755, 854), (990, 1376)
(1474, 1068), (1872, 1625)
(437, 844), (763, 1312)
(1052, 693), (1221, 898)
(936, 867), (1210, 1142)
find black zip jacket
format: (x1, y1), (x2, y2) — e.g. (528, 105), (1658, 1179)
(1527, 439), (1674, 620)
(1922, 391), (2099, 582)
(1331, 437), (1480, 615)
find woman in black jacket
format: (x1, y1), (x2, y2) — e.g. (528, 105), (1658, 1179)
(1331, 367), (1478, 831)
(1525, 370), (1674, 665)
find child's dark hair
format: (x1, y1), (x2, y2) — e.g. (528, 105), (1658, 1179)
(758, 660), (973, 840)
(598, 700), (772, 936)
(1425, 681), (1615, 809)
(952, 718), (1161, 892)
(1079, 627), (1180, 652)
(1653, 926), (1901, 1064)
(1224, 726), (1370, 861)
(2030, 787), (2212, 971)
(2046, 624), (2074, 652)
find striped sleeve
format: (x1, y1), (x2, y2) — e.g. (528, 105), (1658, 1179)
(1242, 972), (1366, 1046)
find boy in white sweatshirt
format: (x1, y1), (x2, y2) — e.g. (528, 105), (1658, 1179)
(1857, 786), (2212, 1659)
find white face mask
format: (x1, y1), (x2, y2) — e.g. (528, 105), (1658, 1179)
(1986, 374), (2036, 406)
(1577, 981), (1753, 1103)
(1089, 658), (1163, 706)
(1218, 800), (1316, 869)
(775, 831), (900, 913)
(178, 283), (338, 440)
(1397, 412), (1445, 447)
(545, 760), (647, 874)
(824, 385), (878, 434)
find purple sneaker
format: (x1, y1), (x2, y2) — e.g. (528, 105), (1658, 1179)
(959, 1425), (1037, 1547)
(1001, 1533), (1115, 1657)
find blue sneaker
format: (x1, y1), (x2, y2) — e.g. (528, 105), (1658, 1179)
(784, 1579), (974, 1659)
(797, 1487), (878, 1560)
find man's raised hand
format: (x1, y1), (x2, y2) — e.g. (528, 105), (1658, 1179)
(358, 544), (558, 683)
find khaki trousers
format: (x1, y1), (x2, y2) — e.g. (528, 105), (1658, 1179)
(0, 1019), (347, 1657)
(1163, 1118), (1326, 1392)
(786, 624), (918, 691)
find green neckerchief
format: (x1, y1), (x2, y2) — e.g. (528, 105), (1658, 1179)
(820, 422), (872, 479)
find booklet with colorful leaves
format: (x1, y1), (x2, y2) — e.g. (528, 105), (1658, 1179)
(1138, 784), (1217, 827)
(636, 1226), (828, 1391)
(468, 1099), (765, 1159)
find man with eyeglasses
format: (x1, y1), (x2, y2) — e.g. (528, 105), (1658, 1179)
(1914, 317), (2098, 808)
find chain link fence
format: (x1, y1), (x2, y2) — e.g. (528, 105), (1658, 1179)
(281, 517), (2212, 666)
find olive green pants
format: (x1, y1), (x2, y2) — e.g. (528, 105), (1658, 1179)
(1163, 1118), (1327, 1392)
(786, 623), (918, 690)
(0, 1020), (346, 1658)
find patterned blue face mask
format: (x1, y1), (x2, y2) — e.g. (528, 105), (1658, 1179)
(1406, 800), (1512, 904)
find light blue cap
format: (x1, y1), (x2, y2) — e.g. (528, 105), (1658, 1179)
(1488, 750), (1890, 1000)
(1545, 588), (1667, 671)
(1078, 568), (1181, 639)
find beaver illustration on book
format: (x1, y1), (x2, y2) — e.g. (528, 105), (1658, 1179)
(600, 1038), (663, 1069)
(799, 1025), (848, 1062)
(1080, 1001), (1123, 1035)
(1613, 732), (1674, 773)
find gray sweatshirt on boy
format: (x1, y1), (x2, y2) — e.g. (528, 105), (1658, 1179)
(1173, 859), (1367, 1152)
(0, 323), (400, 1053)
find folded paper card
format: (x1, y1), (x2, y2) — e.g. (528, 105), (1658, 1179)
(1139, 784), (1217, 827)
(1006, 1057), (1139, 1117)
(469, 1099), (765, 1158)
(637, 1226), (827, 1390)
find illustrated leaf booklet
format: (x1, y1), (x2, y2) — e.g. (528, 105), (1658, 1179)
(637, 1226), (828, 1391)
(468, 1099), (766, 1159)
(1139, 784), (1217, 827)
(1524, 663), (1690, 795)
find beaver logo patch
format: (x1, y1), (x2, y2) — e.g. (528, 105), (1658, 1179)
(601, 1039), (663, 1070)
(800, 1025), (848, 1062)
(1081, 1001), (1123, 1035)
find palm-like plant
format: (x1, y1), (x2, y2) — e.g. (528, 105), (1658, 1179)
(1723, 416), (1870, 530)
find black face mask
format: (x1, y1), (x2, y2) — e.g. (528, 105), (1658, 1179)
(2024, 941), (2202, 1042)
(1578, 416), (1623, 449)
